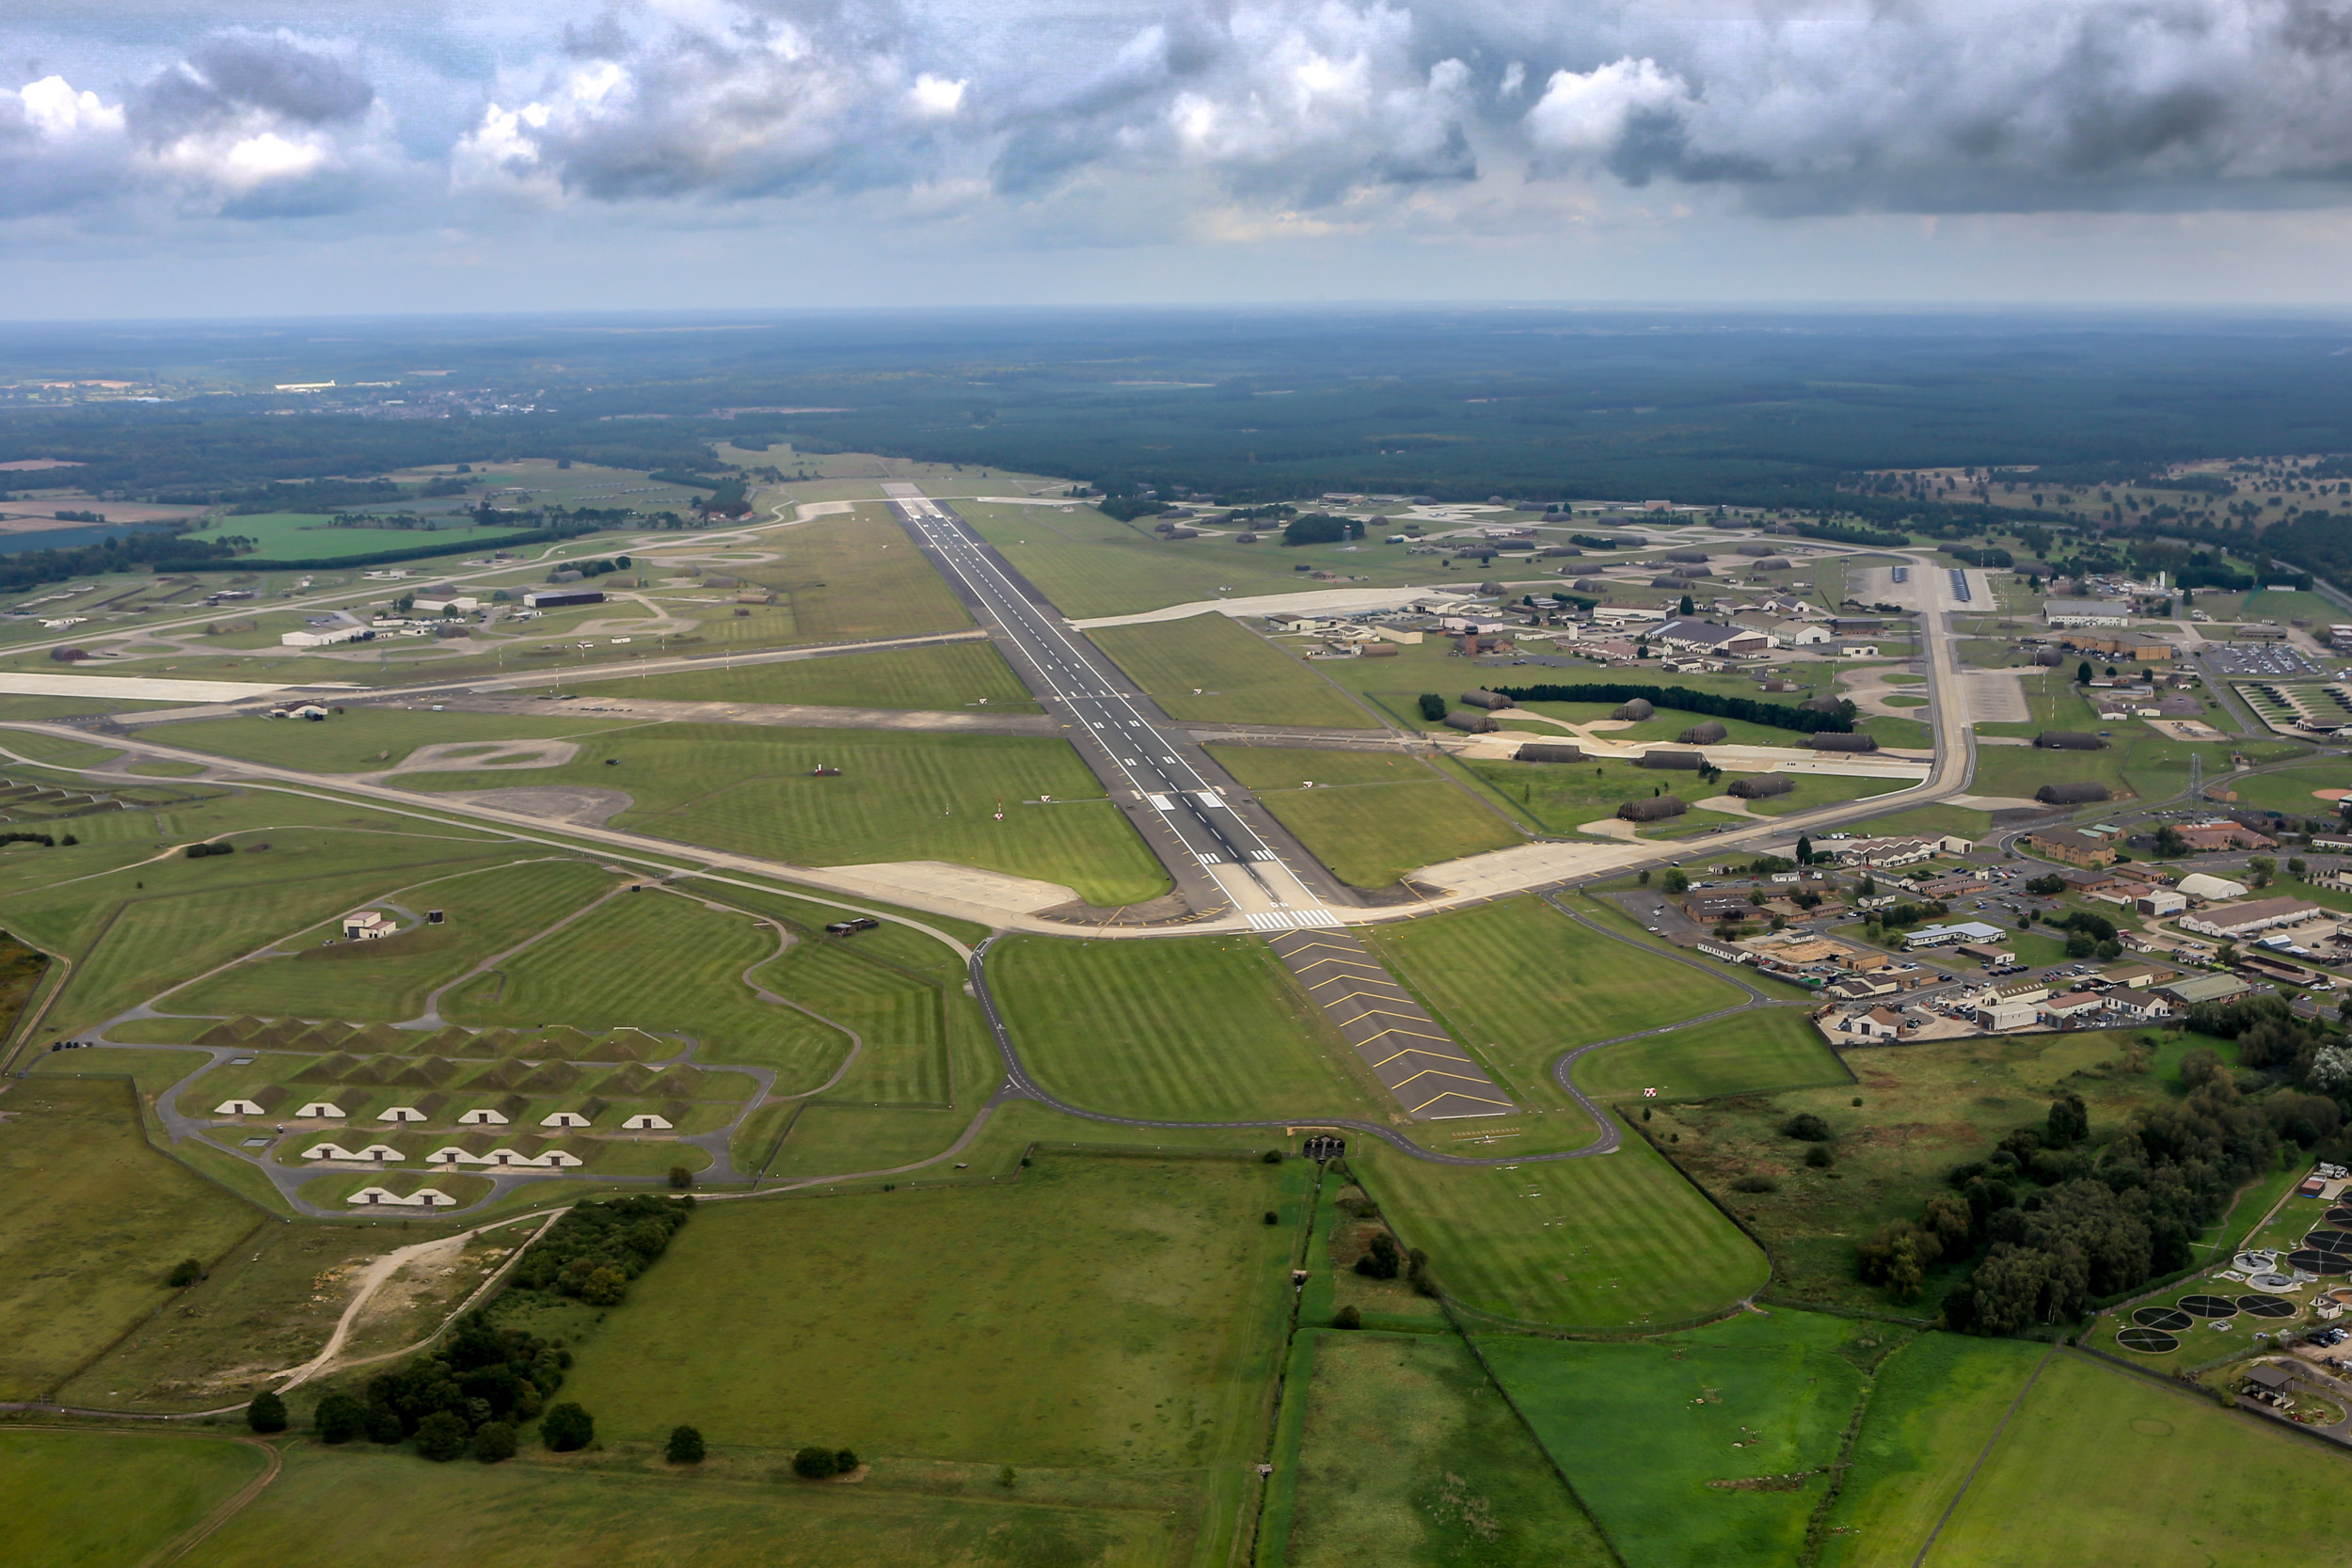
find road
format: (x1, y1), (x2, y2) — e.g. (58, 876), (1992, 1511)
(886, 483), (1340, 930)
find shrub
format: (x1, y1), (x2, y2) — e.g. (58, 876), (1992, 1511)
(314, 1392), (366, 1444)
(167, 1258), (203, 1288)
(666, 1425), (706, 1465)
(1781, 1113), (1834, 1142)
(473, 1421), (516, 1463)
(1262, 1148), (1283, 1164)
(1417, 692), (1448, 721)
(415, 1411), (470, 1461)
(246, 1390), (287, 1433)
(835, 1448), (860, 1473)
(509, 1195), (693, 1306)
(793, 1446), (840, 1479)
(1730, 1175), (1778, 1194)
(668, 1165), (694, 1191)
(366, 1404), (405, 1444)
(1804, 1145), (1835, 1168)
(1262, 1211), (1279, 1225)
(1333, 1305), (1363, 1329)
(1354, 1233), (1402, 1279)
(542, 1402), (595, 1451)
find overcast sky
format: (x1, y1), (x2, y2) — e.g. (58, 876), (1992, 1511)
(10, 0), (2352, 319)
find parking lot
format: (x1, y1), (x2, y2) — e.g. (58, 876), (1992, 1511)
(2202, 642), (2328, 678)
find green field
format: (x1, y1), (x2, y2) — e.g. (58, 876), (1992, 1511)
(1355, 1137), (1768, 1329)
(1646, 1027), (2235, 1312)
(727, 505), (977, 643)
(1367, 896), (1745, 1113)
(1817, 1335), (2049, 1568)
(0, 1429), (270, 1567)
(167, 857), (616, 1021)
(1478, 1310), (1873, 1564)
(185, 1442), (1183, 1568)
(1204, 745), (1521, 887)
(1281, 1330), (1612, 1568)
(0, 1078), (261, 1400)
(989, 934), (1380, 1122)
(2221, 763), (2352, 816)
(443, 888), (851, 1085)
(1455, 754), (1736, 836)
(1925, 1354), (2352, 1566)
(1572, 1008), (1851, 1101)
(589, 639), (1035, 711)
(181, 512), (527, 560)
(150, 707), (644, 774)
(385, 722), (1170, 908)
(1091, 614), (1375, 728)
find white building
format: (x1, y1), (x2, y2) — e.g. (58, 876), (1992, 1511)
(457, 1108), (509, 1126)
(622, 1113), (673, 1131)
(1903, 920), (2010, 950)
(2178, 872), (2249, 902)
(343, 911), (396, 940)
(2180, 897), (2326, 940)
(2042, 599), (2133, 628)
(280, 626), (372, 648)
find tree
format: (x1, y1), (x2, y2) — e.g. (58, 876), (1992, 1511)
(1355, 1232), (1402, 1279)
(414, 1411), (470, 1462)
(577, 1265), (629, 1306)
(1417, 693), (1447, 722)
(473, 1421), (517, 1463)
(246, 1390), (288, 1433)
(1662, 868), (1689, 894)
(667, 1165), (694, 1191)
(793, 1446), (840, 1479)
(835, 1449), (860, 1473)
(666, 1425), (706, 1464)
(2045, 1092), (2090, 1148)
(1781, 1112), (1834, 1142)
(2289, 857), (2309, 879)
(2065, 934), (2096, 958)
(366, 1404), (405, 1445)
(542, 1402), (595, 1452)
(2026, 875), (2066, 896)
(1333, 1304), (1364, 1329)
(1678, 593), (1695, 615)
(314, 1392), (367, 1444)
(2094, 938), (2122, 959)
(1795, 833), (1813, 864)
(167, 1258), (203, 1288)
(1637, 868), (1650, 885)
(2077, 660), (2094, 684)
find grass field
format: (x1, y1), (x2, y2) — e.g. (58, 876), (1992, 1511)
(1572, 1009), (1851, 1101)
(0, 1429), (270, 1567)
(151, 707), (644, 774)
(393, 722), (1170, 907)
(756, 940), (953, 1104)
(180, 512), (526, 560)
(524, 1153), (1297, 1562)
(953, 500), (1442, 619)
(1090, 615), (1375, 729)
(1645, 1027), (2236, 1313)
(1203, 745), (1521, 887)
(1282, 1330), (1613, 1568)
(55, 1222), (436, 1411)
(763, 1104), (971, 1178)
(443, 889), (851, 1085)
(1354, 1135), (1768, 1329)
(1367, 896), (1745, 1114)
(593, 639), (1035, 711)
(731, 506), (977, 643)
(1478, 1309), (1874, 1564)
(2222, 763), (2352, 816)
(1814, 1334), (2049, 1568)
(167, 857), (616, 1021)
(185, 1443), (1184, 1568)
(0, 1078), (261, 1400)
(989, 934), (1381, 1122)
(1455, 754), (1743, 836)
(1925, 1354), (2352, 1566)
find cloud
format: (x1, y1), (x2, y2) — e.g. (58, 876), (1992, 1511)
(2, 31), (393, 219)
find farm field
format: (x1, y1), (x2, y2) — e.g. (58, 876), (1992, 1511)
(1571, 1008), (1852, 1101)
(988, 933), (1383, 1122)
(1203, 745), (1520, 887)
(1924, 1353), (2352, 1566)
(1366, 895), (1745, 1112)
(167, 857), (617, 1022)
(1814, 1334), (2049, 1568)
(0, 1429), (270, 1567)
(1353, 1136), (1768, 1329)
(389, 722), (1171, 908)
(441, 888), (851, 1084)
(1477, 1309), (1874, 1566)
(591, 638), (1035, 711)
(1643, 1027), (2236, 1313)
(1090, 614), (1375, 728)
(183, 1442), (1182, 1568)
(1281, 1330), (1612, 1568)
(0, 1079), (262, 1401)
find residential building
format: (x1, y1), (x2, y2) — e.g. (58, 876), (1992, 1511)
(1903, 921), (2010, 950)
(2179, 897), (2326, 940)
(2025, 829), (2116, 868)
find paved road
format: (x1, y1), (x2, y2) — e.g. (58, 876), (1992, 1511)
(887, 483), (1340, 930)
